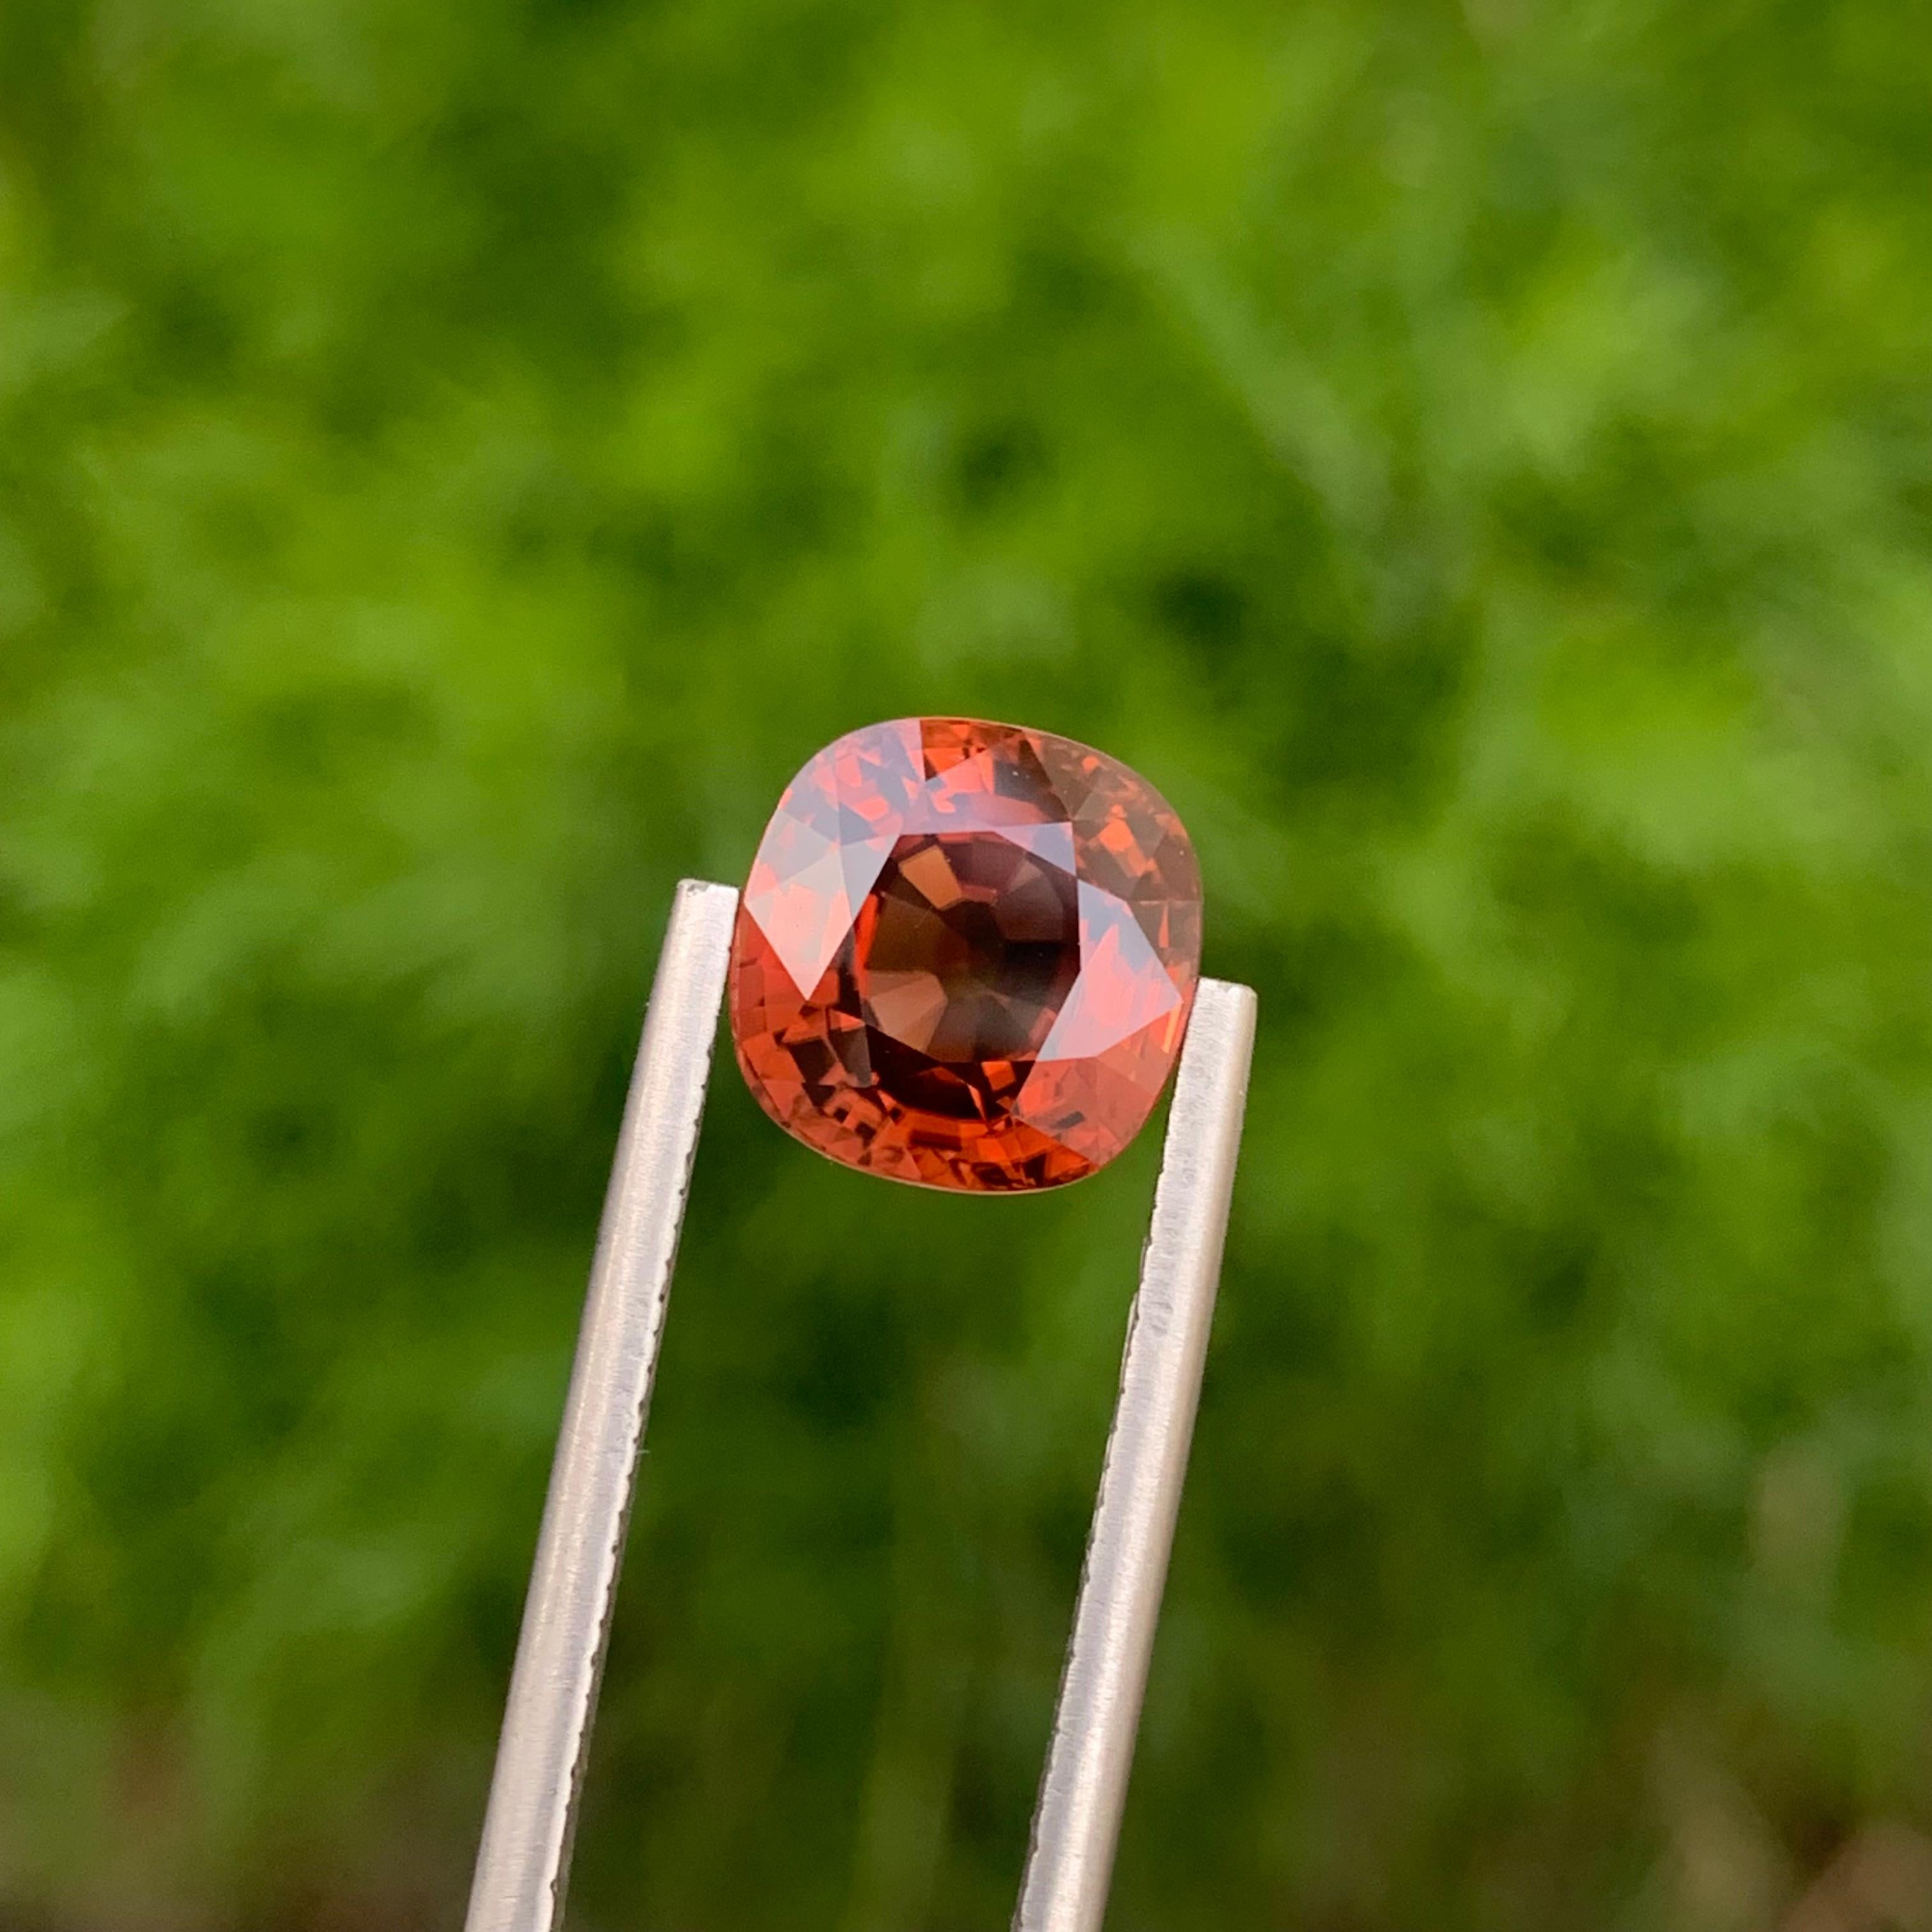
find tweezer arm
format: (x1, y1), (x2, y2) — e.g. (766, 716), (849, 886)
(463, 878), (1255, 1932)
(1013, 977), (1257, 1932)
(464, 878), (739, 1932)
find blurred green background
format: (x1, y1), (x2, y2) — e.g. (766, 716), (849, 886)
(5, 1), (1932, 1927)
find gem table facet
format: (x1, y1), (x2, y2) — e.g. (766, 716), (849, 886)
(728, 717), (1203, 1192)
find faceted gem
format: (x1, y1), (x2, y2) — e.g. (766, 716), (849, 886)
(728, 717), (1202, 1192)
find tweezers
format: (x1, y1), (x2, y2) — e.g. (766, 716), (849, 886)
(462, 878), (1256, 1932)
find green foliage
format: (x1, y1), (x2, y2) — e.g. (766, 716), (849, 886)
(5, 0), (1932, 1926)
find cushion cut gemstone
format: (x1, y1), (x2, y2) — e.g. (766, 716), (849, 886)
(728, 717), (1202, 1192)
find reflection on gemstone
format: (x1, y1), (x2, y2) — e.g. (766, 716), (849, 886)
(729, 717), (1203, 1192)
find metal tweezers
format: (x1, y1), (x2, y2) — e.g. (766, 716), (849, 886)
(463, 878), (1257, 1932)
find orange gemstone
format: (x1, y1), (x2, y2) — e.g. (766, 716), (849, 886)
(728, 717), (1202, 1192)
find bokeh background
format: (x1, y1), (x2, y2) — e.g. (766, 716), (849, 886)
(6, 1), (1932, 1928)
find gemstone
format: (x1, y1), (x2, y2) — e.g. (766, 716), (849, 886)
(728, 717), (1202, 1192)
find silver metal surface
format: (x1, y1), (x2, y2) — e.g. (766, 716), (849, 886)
(463, 880), (1255, 1932)
(1013, 976), (1259, 1932)
(464, 877), (739, 1932)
